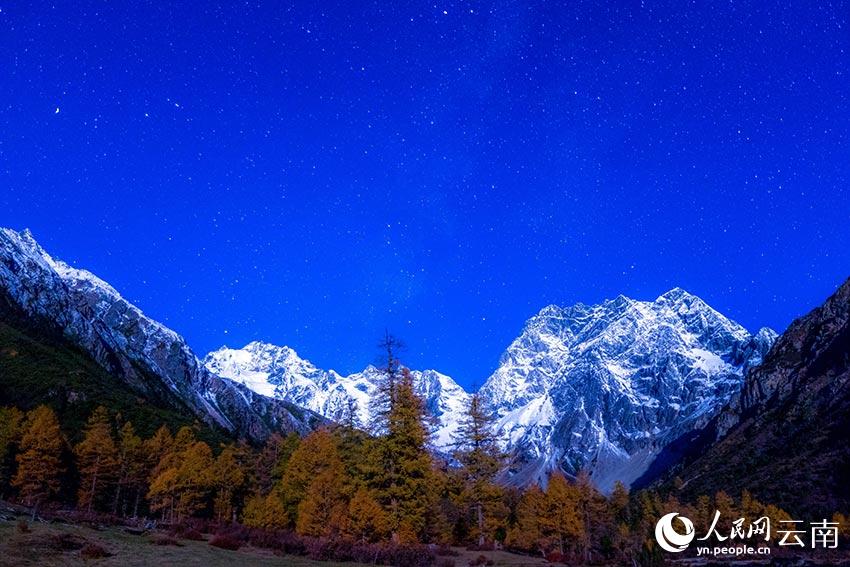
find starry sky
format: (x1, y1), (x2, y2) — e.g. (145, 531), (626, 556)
(1, 2), (849, 388)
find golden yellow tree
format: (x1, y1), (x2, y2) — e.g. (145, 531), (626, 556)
(296, 466), (347, 537)
(542, 473), (584, 556)
(506, 483), (547, 552)
(242, 492), (288, 529)
(344, 487), (391, 542)
(279, 428), (343, 524)
(212, 445), (246, 522)
(75, 406), (119, 512)
(113, 421), (146, 517)
(174, 440), (214, 519)
(13, 405), (64, 510)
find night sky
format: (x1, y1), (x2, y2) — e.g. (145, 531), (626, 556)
(2, 2), (849, 388)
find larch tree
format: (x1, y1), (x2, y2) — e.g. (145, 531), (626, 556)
(144, 425), (174, 480)
(279, 428), (343, 525)
(114, 421), (146, 517)
(367, 331), (404, 435)
(506, 483), (547, 552)
(242, 492), (288, 529)
(75, 406), (119, 512)
(452, 392), (504, 546)
(295, 465), (348, 537)
(542, 472), (584, 557)
(212, 445), (246, 522)
(370, 368), (434, 543)
(174, 440), (214, 519)
(344, 487), (390, 542)
(12, 405), (65, 512)
(147, 428), (214, 521)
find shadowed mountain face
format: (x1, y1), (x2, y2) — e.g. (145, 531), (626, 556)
(0, 228), (322, 441)
(479, 292), (775, 493)
(679, 278), (850, 516)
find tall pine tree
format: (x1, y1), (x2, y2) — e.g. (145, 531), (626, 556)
(369, 368), (434, 542)
(452, 392), (504, 545)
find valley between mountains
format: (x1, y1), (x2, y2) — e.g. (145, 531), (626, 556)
(2, 226), (849, 516)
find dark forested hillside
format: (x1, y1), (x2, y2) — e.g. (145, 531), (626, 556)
(0, 316), (228, 446)
(678, 278), (850, 516)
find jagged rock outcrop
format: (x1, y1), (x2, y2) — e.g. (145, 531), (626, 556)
(678, 278), (850, 515)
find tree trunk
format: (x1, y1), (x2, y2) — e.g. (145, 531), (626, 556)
(477, 502), (485, 546)
(88, 467), (99, 513)
(113, 481), (122, 516)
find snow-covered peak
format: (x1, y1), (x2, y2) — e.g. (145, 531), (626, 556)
(480, 290), (775, 492)
(203, 343), (470, 448)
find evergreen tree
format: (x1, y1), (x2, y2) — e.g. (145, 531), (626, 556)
(255, 432), (300, 496)
(75, 406), (119, 512)
(368, 331), (404, 435)
(452, 392), (504, 545)
(369, 368), (434, 542)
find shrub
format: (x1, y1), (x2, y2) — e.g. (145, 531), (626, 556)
(151, 535), (182, 546)
(468, 554), (489, 566)
(209, 534), (242, 551)
(170, 524), (204, 541)
(545, 551), (566, 564)
(16, 519), (29, 533)
(80, 543), (112, 559)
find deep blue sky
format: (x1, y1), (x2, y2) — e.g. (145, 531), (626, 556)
(1, 2), (849, 388)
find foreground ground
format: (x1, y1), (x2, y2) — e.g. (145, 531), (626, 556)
(0, 516), (550, 567)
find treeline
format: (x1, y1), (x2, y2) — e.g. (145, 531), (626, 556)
(0, 341), (843, 565)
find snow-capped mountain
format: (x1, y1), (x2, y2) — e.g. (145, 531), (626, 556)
(204, 342), (470, 447)
(0, 228), (321, 440)
(479, 289), (776, 493)
(0, 226), (780, 491)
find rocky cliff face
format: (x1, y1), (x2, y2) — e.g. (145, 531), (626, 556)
(478, 290), (775, 492)
(0, 228), (321, 440)
(204, 342), (470, 447)
(678, 278), (850, 515)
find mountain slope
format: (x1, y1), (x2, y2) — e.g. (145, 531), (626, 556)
(0, 228), (321, 441)
(479, 290), (775, 492)
(204, 342), (470, 447)
(678, 278), (850, 516)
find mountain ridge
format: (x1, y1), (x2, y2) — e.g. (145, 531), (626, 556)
(1, 226), (783, 494)
(0, 227), (323, 442)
